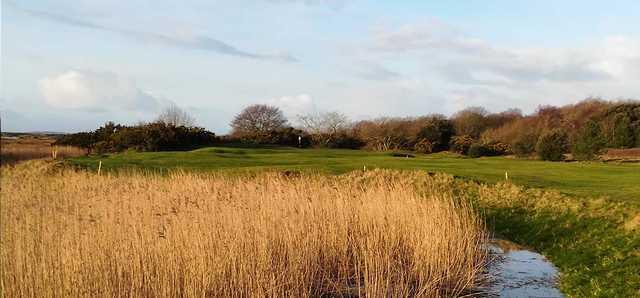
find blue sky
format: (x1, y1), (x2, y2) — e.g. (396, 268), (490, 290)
(2, 0), (639, 133)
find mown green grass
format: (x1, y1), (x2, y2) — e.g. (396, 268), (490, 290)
(69, 146), (640, 296)
(70, 146), (640, 202)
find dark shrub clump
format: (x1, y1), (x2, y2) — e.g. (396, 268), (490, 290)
(536, 129), (569, 161)
(467, 143), (505, 158)
(55, 122), (217, 153)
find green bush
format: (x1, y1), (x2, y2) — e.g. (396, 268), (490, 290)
(467, 144), (489, 157)
(467, 144), (487, 158)
(467, 143), (506, 158)
(612, 115), (636, 148)
(267, 127), (312, 148)
(572, 120), (605, 160)
(512, 133), (538, 158)
(55, 132), (96, 150)
(55, 122), (217, 153)
(600, 102), (640, 148)
(326, 133), (364, 149)
(416, 117), (455, 152)
(536, 129), (569, 161)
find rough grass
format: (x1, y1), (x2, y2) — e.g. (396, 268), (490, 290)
(0, 161), (488, 297)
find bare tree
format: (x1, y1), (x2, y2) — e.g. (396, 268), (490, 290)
(451, 107), (489, 139)
(353, 117), (417, 151)
(298, 112), (349, 134)
(298, 111), (350, 145)
(230, 104), (288, 142)
(156, 104), (196, 127)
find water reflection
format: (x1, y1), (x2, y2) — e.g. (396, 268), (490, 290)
(487, 240), (563, 297)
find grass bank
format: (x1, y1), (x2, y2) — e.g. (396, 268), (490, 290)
(68, 146), (640, 296)
(452, 179), (640, 297)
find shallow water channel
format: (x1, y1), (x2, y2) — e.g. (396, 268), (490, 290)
(486, 239), (563, 297)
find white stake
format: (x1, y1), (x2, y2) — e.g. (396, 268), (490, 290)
(98, 161), (102, 176)
(505, 171), (509, 181)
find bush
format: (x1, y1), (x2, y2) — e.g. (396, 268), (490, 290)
(268, 127), (312, 148)
(56, 122), (217, 153)
(536, 129), (569, 161)
(416, 117), (454, 152)
(449, 135), (474, 155)
(92, 141), (113, 154)
(414, 139), (434, 154)
(326, 133), (364, 149)
(467, 143), (504, 158)
(572, 120), (605, 160)
(512, 133), (538, 158)
(486, 141), (512, 155)
(55, 132), (96, 150)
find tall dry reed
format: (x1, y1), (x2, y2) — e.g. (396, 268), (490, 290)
(0, 140), (85, 164)
(0, 162), (488, 297)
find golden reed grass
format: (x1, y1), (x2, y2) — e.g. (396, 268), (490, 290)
(0, 162), (488, 297)
(1, 139), (86, 164)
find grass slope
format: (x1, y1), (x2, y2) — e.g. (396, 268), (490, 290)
(70, 146), (640, 202)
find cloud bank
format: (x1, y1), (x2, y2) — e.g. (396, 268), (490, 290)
(39, 70), (165, 113)
(358, 21), (640, 112)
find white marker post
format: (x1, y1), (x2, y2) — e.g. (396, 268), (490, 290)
(98, 161), (102, 176)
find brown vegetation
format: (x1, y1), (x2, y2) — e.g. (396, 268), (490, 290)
(0, 162), (488, 297)
(601, 148), (640, 161)
(0, 137), (86, 165)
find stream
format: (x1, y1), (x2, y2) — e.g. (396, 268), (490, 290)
(486, 239), (563, 297)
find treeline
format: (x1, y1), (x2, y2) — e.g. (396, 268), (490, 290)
(55, 106), (217, 153)
(58, 99), (640, 161)
(230, 99), (640, 161)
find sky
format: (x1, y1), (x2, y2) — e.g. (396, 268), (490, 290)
(2, 0), (640, 133)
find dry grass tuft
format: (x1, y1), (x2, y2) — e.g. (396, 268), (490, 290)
(0, 162), (488, 297)
(1, 137), (86, 165)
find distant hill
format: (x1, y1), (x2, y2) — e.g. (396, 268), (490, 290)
(1, 131), (67, 138)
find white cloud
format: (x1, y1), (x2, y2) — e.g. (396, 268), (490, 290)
(39, 70), (166, 112)
(268, 94), (316, 120)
